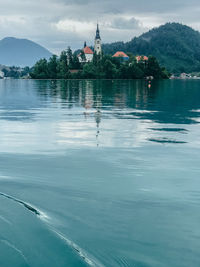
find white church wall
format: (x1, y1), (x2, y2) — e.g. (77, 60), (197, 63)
(86, 54), (93, 62)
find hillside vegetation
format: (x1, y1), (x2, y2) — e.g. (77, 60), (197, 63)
(103, 23), (200, 73)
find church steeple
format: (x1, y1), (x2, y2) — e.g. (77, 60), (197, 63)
(94, 24), (102, 55)
(95, 24), (101, 40)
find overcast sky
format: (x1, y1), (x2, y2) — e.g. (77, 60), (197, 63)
(0, 0), (200, 53)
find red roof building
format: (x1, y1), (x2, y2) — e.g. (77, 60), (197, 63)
(136, 56), (148, 63)
(113, 51), (129, 58)
(78, 43), (94, 63)
(83, 46), (94, 55)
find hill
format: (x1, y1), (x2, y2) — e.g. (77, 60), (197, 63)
(102, 23), (200, 73)
(0, 37), (52, 67)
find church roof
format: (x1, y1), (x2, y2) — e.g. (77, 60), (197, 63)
(83, 46), (94, 54)
(113, 51), (129, 58)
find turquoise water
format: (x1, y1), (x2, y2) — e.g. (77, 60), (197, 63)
(0, 79), (200, 267)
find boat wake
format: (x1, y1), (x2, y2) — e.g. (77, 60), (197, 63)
(0, 191), (102, 267)
(0, 192), (48, 220)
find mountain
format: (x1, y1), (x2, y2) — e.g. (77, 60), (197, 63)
(0, 37), (52, 67)
(102, 23), (200, 73)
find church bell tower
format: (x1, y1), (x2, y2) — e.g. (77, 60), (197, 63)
(94, 24), (102, 55)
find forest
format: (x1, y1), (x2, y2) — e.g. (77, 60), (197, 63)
(30, 47), (169, 80)
(102, 23), (200, 74)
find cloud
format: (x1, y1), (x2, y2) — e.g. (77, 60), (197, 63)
(109, 17), (142, 30)
(0, 0), (199, 53)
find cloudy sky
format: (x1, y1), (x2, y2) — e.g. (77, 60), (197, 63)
(0, 0), (200, 53)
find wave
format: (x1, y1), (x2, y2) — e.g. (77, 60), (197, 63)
(1, 240), (29, 265)
(0, 192), (42, 217)
(53, 230), (98, 267)
(149, 127), (188, 133)
(0, 191), (102, 267)
(0, 215), (12, 225)
(148, 138), (187, 144)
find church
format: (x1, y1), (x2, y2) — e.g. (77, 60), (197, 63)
(78, 24), (102, 63)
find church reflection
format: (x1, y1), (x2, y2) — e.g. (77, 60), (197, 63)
(95, 109), (101, 147)
(32, 79), (200, 147)
(35, 79), (200, 126)
(83, 81), (103, 146)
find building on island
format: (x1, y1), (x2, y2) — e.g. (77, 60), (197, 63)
(78, 42), (94, 63)
(78, 24), (131, 65)
(94, 24), (102, 55)
(136, 56), (148, 63)
(78, 24), (102, 63)
(112, 51), (129, 62)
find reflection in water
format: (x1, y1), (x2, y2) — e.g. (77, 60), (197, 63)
(0, 80), (200, 267)
(33, 79), (200, 148)
(0, 79), (200, 152)
(37, 79), (200, 125)
(148, 138), (187, 144)
(95, 110), (101, 147)
(149, 128), (188, 133)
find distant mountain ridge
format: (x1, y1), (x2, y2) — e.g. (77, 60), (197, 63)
(0, 37), (52, 67)
(102, 23), (200, 73)
(2, 23), (200, 72)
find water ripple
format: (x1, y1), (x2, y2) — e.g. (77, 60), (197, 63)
(0, 191), (102, 267)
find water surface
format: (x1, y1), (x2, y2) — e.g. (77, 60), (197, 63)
(0, 79), (200, 267)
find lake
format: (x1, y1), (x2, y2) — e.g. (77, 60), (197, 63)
(0, 79), (200, 267)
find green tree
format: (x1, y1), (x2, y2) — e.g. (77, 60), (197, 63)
(67, 47), (73, 68)
(146, 56), (165, 78)
(80, 51), (86, 62)
(21, 66), (30, 77)
(48, 55), (58, 79)
(30, 58), (49, 79)
(30, 51), (168, 80)
(118, 64), (130, 79)
(102, 59), (117, 79)
(129, 64), (144, 79)
(57, 51), (70, 79)
(93, 52), (101, 66)
(82, 63), (97, 79)
(72, 54), (81, 69)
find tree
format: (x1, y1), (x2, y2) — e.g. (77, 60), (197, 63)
(57, 51), (70, 79)
(118, 64), (130, 79)
(67, 47), (73, 68)
(2, 68), (9, 77)
(93, 52), (101, 66)
(30, 50), (168, 80)
(146, 56), (166, 78)
(48, 55), (58, 79)
(82, 63), (96, 79)
(21, 66), (30, 77)
(129, 64), (144, 79)
(30, 58), (49, 79)
(102, 59), (117, 79)
(72, 54), (81, 69)
(80, 51), (86, 62)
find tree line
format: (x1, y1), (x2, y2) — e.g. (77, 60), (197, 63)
(1, 66), (30, 79)
(102, 23), (200, 74)
(30, 47), (169, 80)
